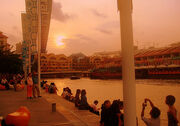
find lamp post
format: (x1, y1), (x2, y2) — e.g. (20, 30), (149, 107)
(37, 0), (41, 88)
(117, 0), (136, 126)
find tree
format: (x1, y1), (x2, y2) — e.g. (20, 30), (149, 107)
(0, 46), (23, 74)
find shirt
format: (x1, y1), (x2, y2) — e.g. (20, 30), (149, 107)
(32, 74), (38, 84)
(142, 117), (160, 126)
(90, 104), (98, 111)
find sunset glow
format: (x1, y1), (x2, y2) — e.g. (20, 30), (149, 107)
(56, 35), (65, 48)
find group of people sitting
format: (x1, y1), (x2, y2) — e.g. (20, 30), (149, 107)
(0, 74), (24, 91)
(41, 80), (58, 94)
(61, 87), (102, 115)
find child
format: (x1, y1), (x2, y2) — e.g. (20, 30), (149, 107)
(90, 100), (100, 115)
(27, 73), (33, 99)
(165, 95), (179, 126)
(141, 98), (161, 126)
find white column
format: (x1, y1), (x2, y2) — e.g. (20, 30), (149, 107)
(117, 0), (136, 126)
(37, 0), (41, 88)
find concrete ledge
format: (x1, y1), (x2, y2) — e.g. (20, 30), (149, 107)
(42, 91), (100, 126)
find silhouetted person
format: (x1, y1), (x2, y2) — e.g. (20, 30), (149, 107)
(165, 95), (179, 126)
(141, 98), (161, 126)
(100, 100), (112, 126)
(74, 89), (81, 107)
(79, 89), (89, 110)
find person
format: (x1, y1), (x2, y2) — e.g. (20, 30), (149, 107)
(111, 100), (123, 126)
(100, 100), (112, 126)
(119, 100), (124, 126)
(78, 89), (89, 110)
(1, 76), (9, 90)
(141, 98), (161, 126)
(90, 100), (100, 115)
(48, 82), (58, 94)
(61, 88), (68, 98)
(74, 89), (81, 107)
(27, 73), (33, 99)
(32, 71), (41, 98)
(165, 95), (179, 126)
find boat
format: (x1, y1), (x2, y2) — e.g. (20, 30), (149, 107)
(70, 76), (80, 80)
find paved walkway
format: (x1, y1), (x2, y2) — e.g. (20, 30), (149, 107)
(0, 87), (99, 126)
(0, 88), (73, 126)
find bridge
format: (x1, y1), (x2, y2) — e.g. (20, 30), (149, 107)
(41, 71), (90, 78)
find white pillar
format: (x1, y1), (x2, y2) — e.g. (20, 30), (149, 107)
(37, 0), (41, 88)
(117, 0), (136, 126)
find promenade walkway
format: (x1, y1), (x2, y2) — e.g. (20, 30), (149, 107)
(0, 87), (99, 126)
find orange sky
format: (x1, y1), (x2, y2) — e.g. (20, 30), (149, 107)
(0, 0), (180, 55)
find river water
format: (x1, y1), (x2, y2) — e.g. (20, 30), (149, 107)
(46, 78), (180, 126)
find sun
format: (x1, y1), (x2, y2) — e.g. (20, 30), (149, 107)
(56, 36), (65, 47)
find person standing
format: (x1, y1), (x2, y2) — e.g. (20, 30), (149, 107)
(27, 73), (33, 99)
(32, 71), (41, 98)
(165, 95), (179, 126)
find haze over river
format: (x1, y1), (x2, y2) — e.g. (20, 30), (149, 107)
(46, 78), (180, 126)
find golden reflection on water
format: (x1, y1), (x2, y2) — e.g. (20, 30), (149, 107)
(46, 78), (180, 126)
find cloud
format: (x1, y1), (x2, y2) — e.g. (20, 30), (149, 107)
(91, 9), (106, 18)
(96, 28), (112, 35)
(51, 1), (71, 22)
(75, 34), (93, 41)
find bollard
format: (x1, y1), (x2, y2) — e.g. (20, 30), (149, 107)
(52, 103), (56, 112)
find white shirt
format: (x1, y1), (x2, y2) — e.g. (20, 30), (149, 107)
(142, 117), (160, 126)
(90, 103), (98, 111)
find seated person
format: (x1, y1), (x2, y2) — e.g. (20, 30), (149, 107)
(74, 89), (81, 107)
(141, 98), (161, 126)
(90, 100), (100, 115)
(1, 76), (9, 90)
(78, 89), (89, 110)
(48, 83), (58, 94)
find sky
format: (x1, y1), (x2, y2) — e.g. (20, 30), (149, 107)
(0, 0), (180, 55)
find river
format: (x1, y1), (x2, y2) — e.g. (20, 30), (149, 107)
(46, 78), (180, 126)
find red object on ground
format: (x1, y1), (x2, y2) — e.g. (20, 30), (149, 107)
(5, 106), (30, 126)
(0, 85), (6, 90)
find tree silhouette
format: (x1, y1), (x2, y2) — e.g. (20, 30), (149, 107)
(0, 46), (23, 73)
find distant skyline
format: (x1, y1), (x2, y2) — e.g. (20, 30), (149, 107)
(0, 0), (180, 55)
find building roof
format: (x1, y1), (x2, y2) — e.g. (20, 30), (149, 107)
(0, 32), (8, 38)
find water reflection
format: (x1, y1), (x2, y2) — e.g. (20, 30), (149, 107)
(46, 78), (180, 126)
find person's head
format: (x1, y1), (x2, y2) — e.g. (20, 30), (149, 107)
(150, 107), (161, 119)
(81, 89), (86, 96)
(104, 100), (111, 109)
(166, 95), (176, 106)
(111, 100), (120, 112)
(76, 89), (81, 95)
(94, 100), (98, 105)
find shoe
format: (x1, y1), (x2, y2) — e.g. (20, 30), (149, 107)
(38, 96), (42, 98)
